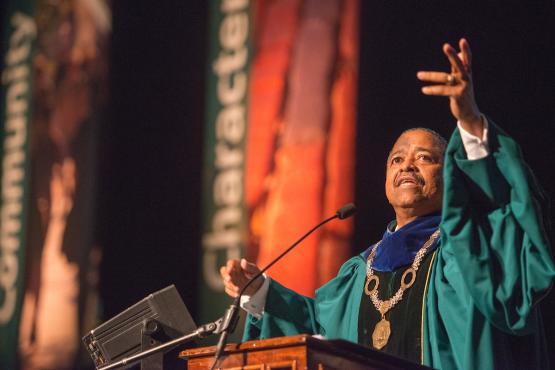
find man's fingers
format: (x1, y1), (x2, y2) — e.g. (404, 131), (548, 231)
(222, 278), (239, 291)
(421, 84), (459, 96)
(221, 259), (246, 285)
(222, 268), (241, 297)
(220, 258), (265, 297)
(459, 38), (472, 71)
(220, 265), (230, 281)
(226, 259), (240, 270)
(240, 258), (260, 276)
(221, 258), (262, 297)
(240, 258), (250, 271)
(226, 259), (242, 278)
(442, 43), (466, 77)
(224, 285), (239, 298)
(417, 71), (452, 83)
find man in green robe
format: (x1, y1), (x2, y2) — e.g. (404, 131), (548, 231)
(220, 39), (555, 369)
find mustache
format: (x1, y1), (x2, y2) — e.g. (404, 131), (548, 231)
(395, 173), (425, 186)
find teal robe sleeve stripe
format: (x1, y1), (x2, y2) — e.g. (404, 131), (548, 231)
(242, 256), (366, 343)
(424, 120), (555, 370)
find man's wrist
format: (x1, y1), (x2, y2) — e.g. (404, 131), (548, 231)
(458, 115), (489, 160)
(459, 113), (483, 138)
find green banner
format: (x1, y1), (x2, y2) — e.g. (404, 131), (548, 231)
(200, 0), (252, 341)
(0, 1), (36, 368)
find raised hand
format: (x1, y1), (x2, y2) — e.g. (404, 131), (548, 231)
(220, 258), (263, 298)
(417, 38), (483, 137)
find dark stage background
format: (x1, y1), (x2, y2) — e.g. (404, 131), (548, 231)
(70, 0), (555, 366)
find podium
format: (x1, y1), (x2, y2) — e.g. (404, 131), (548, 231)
(179, 334), (431, 370)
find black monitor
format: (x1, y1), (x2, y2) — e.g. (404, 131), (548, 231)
(82, 285), (196, 368)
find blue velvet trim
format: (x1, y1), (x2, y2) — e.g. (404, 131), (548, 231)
(362, 213), (441, 272)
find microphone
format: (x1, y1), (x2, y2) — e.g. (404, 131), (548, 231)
(210, 203), (357, 369)
(336, 202), (356, 219)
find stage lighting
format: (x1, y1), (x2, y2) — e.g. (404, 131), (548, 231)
(82, 285), (195, 369)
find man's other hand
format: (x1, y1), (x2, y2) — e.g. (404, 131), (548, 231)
(220, 258), (263, 298)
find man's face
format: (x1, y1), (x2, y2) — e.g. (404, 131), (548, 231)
(385, 130), (444, 215)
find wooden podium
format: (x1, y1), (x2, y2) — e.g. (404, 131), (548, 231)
(179, 334), (431, 370)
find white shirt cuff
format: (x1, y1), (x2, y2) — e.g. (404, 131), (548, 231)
(457, 116), (489, 160)
(239, 275), (270, 319)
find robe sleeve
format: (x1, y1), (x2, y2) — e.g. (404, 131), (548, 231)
(242, 279), (319, 341)
(439, 119), (555, 334)
(242, 256), (364, 342)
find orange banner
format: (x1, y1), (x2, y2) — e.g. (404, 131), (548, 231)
(246, 0), (359, 296)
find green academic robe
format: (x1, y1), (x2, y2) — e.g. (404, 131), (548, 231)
(243, 121), (555, 370)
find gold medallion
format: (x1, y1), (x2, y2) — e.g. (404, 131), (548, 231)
(372, 318), (391, 350)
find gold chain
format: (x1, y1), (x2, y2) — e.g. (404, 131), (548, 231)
(364, 229), (440, 316)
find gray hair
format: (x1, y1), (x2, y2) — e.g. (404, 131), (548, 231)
(387, 128), (447, 164)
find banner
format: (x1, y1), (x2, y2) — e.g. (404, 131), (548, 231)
(245, 0), (359, 296)
(1, 0), (110, 368)
(0, 1), (36, 368)
(200, 0), (358, 333)
(200, 0), (252, 337)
